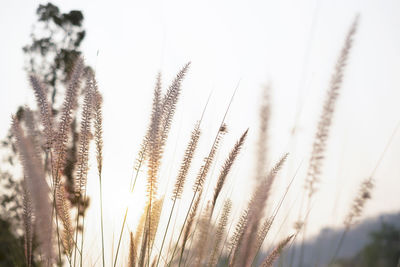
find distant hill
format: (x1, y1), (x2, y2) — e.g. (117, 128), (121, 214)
(261, 211), (400, 267)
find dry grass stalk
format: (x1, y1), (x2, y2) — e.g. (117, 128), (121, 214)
(260, 235), (293, 267)
(128, 232), (137, 267)
(256, 85), (270, 181)
(305, 17), (358, 197)
(212, 129), (248, 211)
(172, 122), (201, 200)
(135, 206), (149, 252)
(151, 255), (158, 267)
(193, 124), (227, 192)
(75, 70), (95, 196)
(235, 153), (288, 267)
(12, 117), (54, 262)
(344, 178), (374, 228)
(93, 77), (103, 177)
(228, 207), (249, 266)
(22, 107), (43, 160)
(159, 63), (191, 148)
(22, 185), (34, 267)
(53, 57), (85, 180)
(330, 177), (374, 263)
(29, 75), (54, 150)
(93, 80), (105, 267)
(193, 202), (212, 267)
(208, 199), (232, 267)
(146, 73), (163, 201)
(149, 197), (164, 247)
(138, 227), (149, 267)
(255, 217), (273, 256)
(145, 74), (164, 266)
(180, 188), (203, 264)
(55, 182), (74, 256)
(156, 122), (201, 266)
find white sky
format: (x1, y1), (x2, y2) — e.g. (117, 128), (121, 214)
(1, 0), (400, 265)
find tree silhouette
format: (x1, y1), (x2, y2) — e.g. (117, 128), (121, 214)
(334, 222), (400, 267)
(0, 3), (90, 264)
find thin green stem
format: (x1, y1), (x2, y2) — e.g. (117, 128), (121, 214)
(113, 208), (128, 267)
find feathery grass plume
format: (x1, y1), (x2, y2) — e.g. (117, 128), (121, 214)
(193, 123), (227, 192)
(145, 74), (163, 266)
(137, 197), (163, 266)
(75, 70), (95, 196)
(260, 235), (293, 267)
(93, 78), (103, 176)
(55, 182), (74, 256)
(179, 189), (203, 264)
(256, 85), (270, 181)
(135, 204), (149, 251)
(193, 202), (212, 267)
(155, 123), (201, 267)
(22, 184), (34, 267)
(208, 199), (232, 267)
(128, 232), (137, 267)
(305, 16), (358, 197)
(53, 57), (85, 180)
(134, 135), (149, 177)
(159, 62), (191, 149)
(254, 217), (273, 256)
(138, 228), (150, 267)
(173, 122), (201, 200)
(344, 178), (374, 228)
(29, 75), (53, 150)
(22, 107), (43, 159)
(134, 73), (161, 174)
(93, 78), (106, 267)
(235, 153), (288, 267)
(71, 67), (94, 267)
(212, 129), (248, 211)
(228, 207), (249, 267)
(12, 117), (53, 262)
(149, 197), (164, 247)
(148, 63), (190, 201)
(330, 177), (374, 263)
(131, 207), (147, 267)
(146, 73), (162, 200)
(169, 102), (229, 266)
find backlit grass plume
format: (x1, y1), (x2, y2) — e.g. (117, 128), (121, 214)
(29, 75), (53, 150)
(208, 199), (232, 267)
(55, 182), (73, 256)
(75, 70), (95, 197)
(53, 57), (85, 181)
(12, 117), (54, 263)
(212, 129), (248, 212)
(305, 16), (358, 197)
(234, 153), (288, 267)
(172, 122), (201, 201)
(260, 235), (293, 267)
(22, 185), (34, 267)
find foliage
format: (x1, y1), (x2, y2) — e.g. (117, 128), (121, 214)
(334, 222), (400, 267)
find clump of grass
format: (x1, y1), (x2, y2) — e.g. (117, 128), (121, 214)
(9, 15), (386, 267)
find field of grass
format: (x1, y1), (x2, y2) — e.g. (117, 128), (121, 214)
(3, 12), (399, 267)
